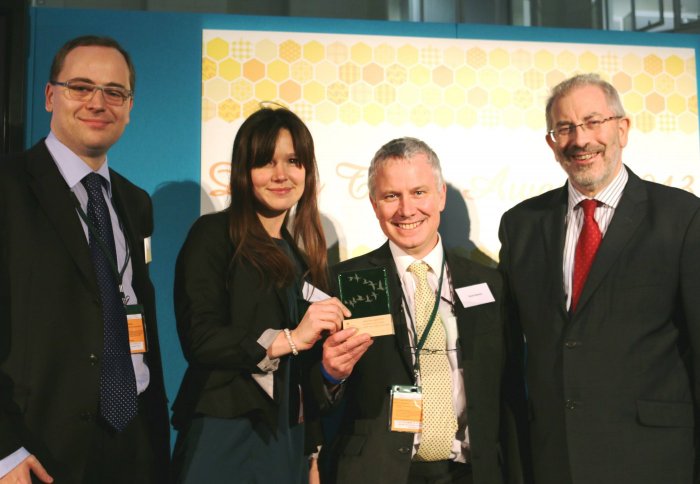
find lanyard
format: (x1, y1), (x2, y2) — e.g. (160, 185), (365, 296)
(400, 253), (446, 382)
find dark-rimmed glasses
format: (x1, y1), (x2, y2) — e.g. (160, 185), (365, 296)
(50, 80), (133, 106)
(548, 115), (622, 143)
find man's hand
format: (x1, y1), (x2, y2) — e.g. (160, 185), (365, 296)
(322, 327), (373, 381)
(0, 455), (53, 484)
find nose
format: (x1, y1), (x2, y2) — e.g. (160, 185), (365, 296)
(568, 123), (595, 146)
(85, 88), (107, 110)
(397, 195), (415, 216)
(271, 162), (288, 180)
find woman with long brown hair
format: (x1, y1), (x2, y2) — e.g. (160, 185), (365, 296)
(171, 108), (348, 483)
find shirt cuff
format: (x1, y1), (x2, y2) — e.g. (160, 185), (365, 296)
(0, 448), (31, 479)
(257, 328), (282, 372)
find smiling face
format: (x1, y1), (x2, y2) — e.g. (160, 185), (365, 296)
(45, 45), (133, 170)
(251, 128), (306, 236)
(546, 84), (630, 197)
(370, 154), (446, 259)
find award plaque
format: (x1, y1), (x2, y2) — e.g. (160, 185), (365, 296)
(338, 267), (394, 337)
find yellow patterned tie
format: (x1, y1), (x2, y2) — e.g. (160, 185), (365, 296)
(409, 261), (458, 461)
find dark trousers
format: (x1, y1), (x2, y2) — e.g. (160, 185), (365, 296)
(407, 460), (473, 484)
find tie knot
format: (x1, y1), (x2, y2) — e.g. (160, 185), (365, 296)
(82, 172), (105, 196)
(579, 199), (598, 217)
(408, 261), (429, 281)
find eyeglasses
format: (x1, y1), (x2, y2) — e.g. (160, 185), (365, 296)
(548, 115), (622, 142)
(50, 80), (133, 106)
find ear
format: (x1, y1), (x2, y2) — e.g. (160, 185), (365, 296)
(45, 83), (54, 112)
(370, 195), (380, 219)
(545, 132), (557, 154)
(437, 182), (446, 212)
(124, 97), (133, 125)
(617, 116), (630, 148)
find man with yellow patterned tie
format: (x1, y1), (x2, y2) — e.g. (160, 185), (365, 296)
(316, 138), (528, 484)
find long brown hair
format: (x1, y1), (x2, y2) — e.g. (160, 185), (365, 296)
(228, 107), (328, 290)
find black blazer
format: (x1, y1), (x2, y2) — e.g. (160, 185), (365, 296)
(171, 211), (320, 441)
(498, 167), (700, 484)
(317, 242), (527, 484)
(0, 141), (170, 482)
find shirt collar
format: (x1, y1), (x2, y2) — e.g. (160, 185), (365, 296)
(567, 163), (628, 212)
(389, 234), (445, 278)
(45, 131), (112, 194)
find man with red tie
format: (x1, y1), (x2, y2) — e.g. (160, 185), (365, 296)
(498, 73), (700, 484)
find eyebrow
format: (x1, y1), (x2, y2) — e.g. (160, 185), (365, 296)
(65, 77), (130, 89)
(554, 112), (605, 126)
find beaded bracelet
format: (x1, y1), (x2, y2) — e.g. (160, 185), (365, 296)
(283, 328), (298, 356)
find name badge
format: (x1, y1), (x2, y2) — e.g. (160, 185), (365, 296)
(126, 304), (148, 354)
(389, 385), (423, 433)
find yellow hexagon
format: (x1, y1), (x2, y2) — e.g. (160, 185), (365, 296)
(303, 41), (325, 63)
(205, 78), (228, 102)
(686, 56), (696, 75)
(202, 58), (217, 81)
(363, 103), (385, 125)
(397, 84), (420, 106)
(352, 83), (372, 104)
(635, 112), (655, 133)
(409, 65), (430, 86)
(679, 111), (698, 134)
(255, 80), (276, 101)
(202, 98), (216, 122)
(351, 43), (372, 65)
(434, 106), (453, 127)
(545, 70), (566, 90)
(657, 113), (676, 132)
(242, 100), (260, 118)
(316, 101), (337, 124)
(420, 46), (440, 66)
(456, 66), (476, 88)
(523, 69), (544, 90)
(444, 46), (465, 68)
(445, 85), (465, 106)
(254, 40), (277, 62)
(488, 48), (509, 70)
(340, 62), (361, 84)
(664, 55), (684, 76)
(206, 38), (229, 60)
(466, 47), (486, 69)
(512, 49), (532, 70)
(339, 103), (361, 124)
(456, 106), (477, 127)
(467, 87), (488, 108)
(398, 45), (419, 66)
(689, 95), (697, 114)
(386, 64), (407, 86)
(556, 51), (576, 71)
(653, 73), (675, 95)
(667, 93), (686, 115)
(623, 91), (643, 114)
(315, 61), (338, 85)
(291, 61), (313, 83)
(280, 80), (301, 103)
(327, 82), (349, 104)
(303, 81), (325, 104)
(432, 66), (453, 87)
(676, 74), (695, 96)
(502, 107), (522, 129)
(643, 54), (663, 75)
(375, 43), (395, 65)
(477, 67), (498, 89)
(534, 50), (554, 71)
(513, 89), (533, 110)
(578, 52), (598, 72)
(218, 99), (240, 123)
(421, 86), (441, 106)
(230, 79), (253, 102)
(622, 54), (642, 74)
(479, 107), (500, 128)
(328, 42), (349, 64)
(501, 67), (521, 90)
(267, 60), (289, 82)
(612, 72), (632, 93)
(633, 73), (653, 94)
(645, 92), (664, 114)
(491, 87), (511, 108)
(363, 63), (383, 85)
(410, 105), (430, 126)
(525, 108), (543, 130)
(374, 83), (396, 105)
(279, 40), (301, 63)
(243, 59), (265, 82)
(386, 104), (406, 125)
(218, 59), (241, 81)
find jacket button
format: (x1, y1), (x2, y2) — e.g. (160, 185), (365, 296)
(88, 354), (99, 366)
(565, 399), (577, 410)
(564, 340), (579, 349)
(398, 447), (411, 454)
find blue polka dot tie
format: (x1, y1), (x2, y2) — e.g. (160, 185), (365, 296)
(82, 173), (138, 432)
(572, 199), (602, 313)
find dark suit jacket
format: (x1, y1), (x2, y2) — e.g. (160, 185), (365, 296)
(0, 141), (170, 482)
(317, 242), (527, 484)
(171, 211), (321, 449)
(498, 167), (700, 484)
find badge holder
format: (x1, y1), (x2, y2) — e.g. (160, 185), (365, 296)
(389, 385), (423, 433)
(126, 304), (148, 354)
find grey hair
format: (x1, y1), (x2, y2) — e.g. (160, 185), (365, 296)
(367, 137), (444, 199)
(545, 73), (626, 130)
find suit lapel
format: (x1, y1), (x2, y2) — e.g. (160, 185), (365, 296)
(542, 187), (568, 315)
(26, 142), (98, 293)
(575, 169), (647, 313)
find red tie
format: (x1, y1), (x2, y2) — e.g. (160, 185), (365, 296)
(571, 199), (601, 313)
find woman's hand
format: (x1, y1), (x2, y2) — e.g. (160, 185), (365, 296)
(292, 298), (351, 352)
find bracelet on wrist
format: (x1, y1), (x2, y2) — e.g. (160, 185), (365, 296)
(321, 363), (346, 385)
(283, 328), (298, 356)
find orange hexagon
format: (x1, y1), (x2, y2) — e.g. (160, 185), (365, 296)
(467, 87), (488, 108)
(327, 82), (349, 104)
(375, 44), (395, 65)
(327, 42), (349, 64)
(432, 66), (453, 87)
(280, 80), (301, 103)
(545, 69), (566, 89)
(243, 59), (265, 82)
(267, 60), (289, 82)
(612, 72), (632, 93)
(666, 93), (686, 115)
(206, 38), (228, 60)
(303, 81), (325, 104)
(255, 80), (276, 101)
(488, 48), (509, 70)
(280, 40), (301, 63)
(202, 58), (217, 81)
(217, 99), (240, 123)
(303, 41), (325, 63)
(351, 42), (372, 65)
(633, 73), (653, 94)
(578, 52), (598, 72)
(363, 63), (384, 85)
(466, 47), (486, 69)
(291, 61), (313, 83)
(622, 54), (642, 75)
(219, 59), (241, 81)
(374, 83), (396, 105)
(645, 92), (664, 114)
(398, 45), (419, 66)
(634, 112), (655, 133)
(230, 79), (253, 102)
(242, 100), (260, 118)
(676, 74), (695, 96)
(643, 54), (663, 75)
(315, 61), (338, 85)
(386, 64), (407, 86)
(664, 55), (684, 76)
(205, 78), (228, 102)
(340, 62), (361, 84)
